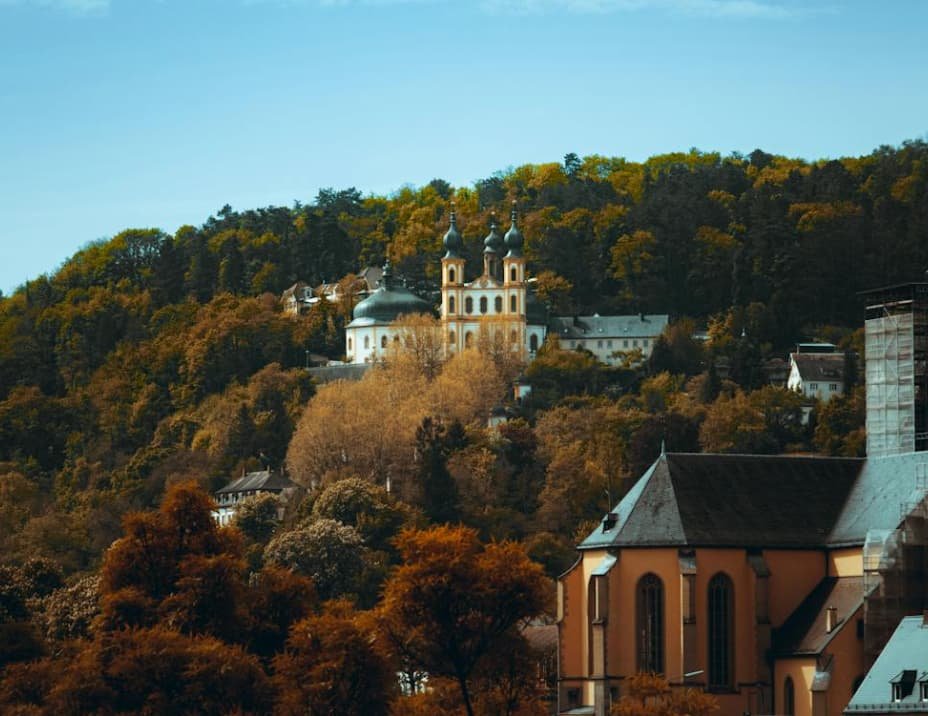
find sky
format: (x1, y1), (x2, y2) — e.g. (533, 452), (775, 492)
(1, 0), (927, 295)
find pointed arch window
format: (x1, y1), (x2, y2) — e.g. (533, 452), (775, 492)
(783, 676), (795, 716)
(708, 573), (734, 690)
(636, 573), (664, 674)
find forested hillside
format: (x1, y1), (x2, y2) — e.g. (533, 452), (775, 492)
(0, 141), (925, 711)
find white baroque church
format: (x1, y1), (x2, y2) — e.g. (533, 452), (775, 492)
(343, 203), (666, 365)
(345, 204), (548, 364)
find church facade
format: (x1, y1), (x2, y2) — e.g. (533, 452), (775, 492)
(557, 280), (928, 716)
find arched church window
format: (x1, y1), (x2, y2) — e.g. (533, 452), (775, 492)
(381, 335), (387, 348)
(449, 295), (455, 313)
(449, 330), (456, 344)
(348, 337), (352, 351)
(510, 295), (517, 312)
(464, 331), (473, 348)
(480, 297), (488, 314)
(449, 267), (456, 283)
(495, 296), (503, 313)
(465, 297), (473, 314)
(510, 266), (517, 282)
(530, 334), (539, 352)
(364, 336), (370, 350)
(708, 573), (734, 690)
(636, 573), (664, 674)
(784, 676), (795, 716)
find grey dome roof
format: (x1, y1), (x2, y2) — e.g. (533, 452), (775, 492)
(483, 216), (504, 254)
(442, 205), (463, 259)
(504, 203), (524, 258)
(350, 263), (433, 324)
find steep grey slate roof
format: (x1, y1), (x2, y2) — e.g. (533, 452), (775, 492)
(791, 353), (845, 382)
(215, 470), (296, 495)
(548, 314), (668, 340)
(828, 452), (928, 546)
(580, 453), (864, 549)
(773, 577), (866, 656)
(845, 616), (928, 713)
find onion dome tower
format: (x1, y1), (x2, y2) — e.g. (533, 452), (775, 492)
(503, 201), (525, 287)
(441, 203), (466, 338)
(483, 213), (504, 281)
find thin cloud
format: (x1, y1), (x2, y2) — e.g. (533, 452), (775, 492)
(481, 0), (821, 18)
(0, 0), (110, 14)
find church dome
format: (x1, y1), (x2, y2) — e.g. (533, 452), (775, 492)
(350, 262), (434, 324)
(504, 202), (524, 258)
(442, 204), (463, 259)
(483, 216), (504, 254)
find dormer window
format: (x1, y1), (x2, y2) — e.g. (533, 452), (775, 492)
(891, 670), (917, 702)
(920, 678), (928, 702)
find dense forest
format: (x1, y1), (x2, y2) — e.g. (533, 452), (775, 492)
(1, 141), (926, 713)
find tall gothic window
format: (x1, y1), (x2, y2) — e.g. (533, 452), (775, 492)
(636, 573), (664, 674)
(783, 676), (795, 716)
(708, 573), (734, 690)
(495, 296), (503, 313)
(449, 295), (455, 313)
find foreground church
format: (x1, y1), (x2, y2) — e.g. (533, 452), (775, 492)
(557, 281), (928, 716)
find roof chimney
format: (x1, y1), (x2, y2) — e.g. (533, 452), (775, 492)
(602, 512), (618, 532)
(826, 606), (838, 633)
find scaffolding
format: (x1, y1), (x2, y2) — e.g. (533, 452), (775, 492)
(864, 283), (928, 456)
(862, 470), (928, 666)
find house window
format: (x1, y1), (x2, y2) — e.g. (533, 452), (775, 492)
(598, 340), (603, 348)
(510, 295), (517, 312)
(809, 382), (818, 392)
(510, 266), (517, 282)
(480, 296), (488, 314)
(636, 573), (664, 674)
(708, 573), (734, 690)
(465, 297), (473, 314)
(633, 339), (639, 347)
(623, 340), (629, 348)
(449, 295), (455, 313)
(381, 336), (387, 348)
(643, 339), (649, 347)
(530, 334), (539, 352)
(920, 682), (928, 701)
(449, 267), (455, 283)
(495, 296), (503, 313)
(783, 677), (795, 715)
(607, 340), (613, 348)
(829, 383), (838, 391)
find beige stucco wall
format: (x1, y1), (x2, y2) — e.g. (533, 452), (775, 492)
(827, 548), (863, 577)
(766, 550), (827, 627)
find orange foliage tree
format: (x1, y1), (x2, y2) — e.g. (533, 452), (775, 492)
(611, 673), (718, 716)
(376, 525), (549, 716)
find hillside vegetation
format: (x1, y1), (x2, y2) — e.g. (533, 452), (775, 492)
(0, 141), (922, 709)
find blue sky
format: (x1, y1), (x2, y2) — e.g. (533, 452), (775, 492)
(1, 0), (926, 295)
